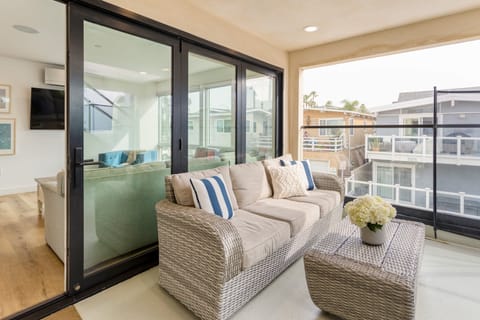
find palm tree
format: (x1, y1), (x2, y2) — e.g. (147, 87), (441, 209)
(341, 99), (360, 111)
(303, 91), (318, 108)
(359, 104), (369, 114)
(325, 100), (333, 107)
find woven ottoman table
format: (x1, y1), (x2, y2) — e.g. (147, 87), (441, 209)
(304, 218), (425, 320)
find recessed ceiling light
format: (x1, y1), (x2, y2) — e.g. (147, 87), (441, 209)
(13, 24), (39, 34)
(139, 71), (147, 75)
(161, 68), (170, 72)
(94, 44), (102, 48)
(303, 25), (318, 33)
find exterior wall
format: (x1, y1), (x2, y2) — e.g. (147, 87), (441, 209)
(290, 8), (480, 160)
(303, 109), (374, 173)
(349, 117), (375, 148)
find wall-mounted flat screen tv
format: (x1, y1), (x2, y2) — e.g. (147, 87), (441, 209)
(30, 87), (65, 130)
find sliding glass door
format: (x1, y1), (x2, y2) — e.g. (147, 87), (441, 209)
(68, 4), (178, 292)
(187, 52), (236, 170)
(67, 2), (282, 296)
(246, 68), (276, 162)
(81, 21), (173, 273)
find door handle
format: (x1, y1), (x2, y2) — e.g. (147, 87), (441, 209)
(76, 158), (104, 166)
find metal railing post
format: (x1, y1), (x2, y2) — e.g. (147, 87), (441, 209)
(392, 135), (396, 157)
(395, 184), (400, 203)
(459, 192), (465, 214)
(425, 188), (430, 209)
(457, 135), (461, 158)
(422, 135), (427, 155)
(368, 181), (372, 195)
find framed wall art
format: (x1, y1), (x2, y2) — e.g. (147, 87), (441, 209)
(0, 118), (15, 155)
(0, 84), (11, 113)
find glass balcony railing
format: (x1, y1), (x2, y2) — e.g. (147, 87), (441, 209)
(345, 175), (480, 218)
(366, 135), (480, 164)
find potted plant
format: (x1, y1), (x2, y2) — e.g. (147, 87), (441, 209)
(344, 195), (396, 245)
(369, 137), (381, 151)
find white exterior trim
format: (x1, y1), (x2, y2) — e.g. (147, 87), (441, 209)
(372, 161), (416, 204)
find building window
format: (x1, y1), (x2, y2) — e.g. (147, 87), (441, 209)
(188, 120), (194, 130)
(319, 118), (343, 136)
(216, 119), (231, 133)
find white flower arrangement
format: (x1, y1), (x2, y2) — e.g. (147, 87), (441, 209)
(344, 195), (396, 232)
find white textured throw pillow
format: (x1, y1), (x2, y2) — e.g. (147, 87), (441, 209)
(280, 159), (316, 191)
(190, 174), (234, 219)
(268, 164), (308, 199)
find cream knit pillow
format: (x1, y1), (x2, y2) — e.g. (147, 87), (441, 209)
(268, 164), (308, 199)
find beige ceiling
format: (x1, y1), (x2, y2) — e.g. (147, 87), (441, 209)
(0, 0), (65, 65)
(3, 0), (480, 66)
(185, 0), (480, 51)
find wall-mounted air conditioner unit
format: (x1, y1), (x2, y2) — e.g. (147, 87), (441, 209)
(44, 67), (65, 86)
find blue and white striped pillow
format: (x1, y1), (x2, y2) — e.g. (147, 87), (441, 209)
(189, 174), (234, 219)
(280, 159), (315, 191)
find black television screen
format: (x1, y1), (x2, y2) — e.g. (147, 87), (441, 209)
(30, 87), (65, 130)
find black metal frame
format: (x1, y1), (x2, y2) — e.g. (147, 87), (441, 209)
(303, 87), (480, 240)
(7, 0), (284, 319)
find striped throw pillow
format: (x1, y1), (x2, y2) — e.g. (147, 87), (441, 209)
(189, 174), (234, 219)
(280, 159), (315, 191)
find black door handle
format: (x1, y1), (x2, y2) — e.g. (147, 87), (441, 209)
(76, 158), (104, 166)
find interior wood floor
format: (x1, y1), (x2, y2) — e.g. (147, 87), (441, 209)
(0, 192), (64, 318)
(42, 306), (82, 320)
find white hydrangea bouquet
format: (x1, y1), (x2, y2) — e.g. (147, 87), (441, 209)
(344, 195), (396, 232)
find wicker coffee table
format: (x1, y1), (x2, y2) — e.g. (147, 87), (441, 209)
(304, 218), (425, 320)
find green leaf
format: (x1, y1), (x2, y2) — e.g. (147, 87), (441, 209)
(367, 223), (383, 232)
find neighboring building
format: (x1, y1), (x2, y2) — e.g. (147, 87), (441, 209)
(303, 107), (375, 176)
(347, 88), (480, 217)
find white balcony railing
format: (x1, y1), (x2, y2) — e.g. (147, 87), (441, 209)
(303, 136), (344, 152)
(345, 176), (480, 218)
(365, 135), (480, 165)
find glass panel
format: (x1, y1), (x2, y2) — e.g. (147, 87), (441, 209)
(246, 69), (275, 162)
(437, 128), (480, 218)
(83, 22), (172, 272)
(343, 157), (432, 210)
(188, 53), (235, 170)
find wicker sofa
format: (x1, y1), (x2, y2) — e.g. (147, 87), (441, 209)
(155, 155), (344, 320)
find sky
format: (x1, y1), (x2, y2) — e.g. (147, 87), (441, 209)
(302, 39), (480, 109)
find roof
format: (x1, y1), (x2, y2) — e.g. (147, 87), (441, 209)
(304, 106), (375, 118)
(370, 87), (480, 113)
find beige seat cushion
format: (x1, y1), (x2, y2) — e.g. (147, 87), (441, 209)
(244, 198), (320, 237)
(230, 210), (291, 269)
(289, 190), (341, 218)
(170, 166), (239, 209)
(229, 162), (272, 208)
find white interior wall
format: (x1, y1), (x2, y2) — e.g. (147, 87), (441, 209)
(0, 55), (65, 195)
(84, 74), (159, 161)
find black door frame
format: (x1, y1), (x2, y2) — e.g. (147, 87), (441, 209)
(67, 2), (181, 295)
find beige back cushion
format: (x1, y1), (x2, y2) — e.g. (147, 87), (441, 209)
(171, 166), (239, 209)
(229, 161), (272, 208)
(262, 154), (293, 168)
(262, 154), (293, 188)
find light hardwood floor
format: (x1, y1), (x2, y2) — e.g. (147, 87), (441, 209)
(42, 306), (82, 320)
(0, 192), (64, 318)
